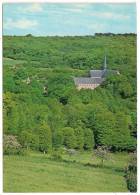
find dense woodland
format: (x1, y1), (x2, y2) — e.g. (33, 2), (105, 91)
(3, 34), (137, 153)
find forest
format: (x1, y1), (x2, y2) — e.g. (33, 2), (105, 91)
(3, 34), (137, 192)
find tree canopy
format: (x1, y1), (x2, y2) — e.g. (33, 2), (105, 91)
(3, 34), (136, 152)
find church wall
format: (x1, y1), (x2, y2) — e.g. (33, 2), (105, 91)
(77, 84), (100, 90)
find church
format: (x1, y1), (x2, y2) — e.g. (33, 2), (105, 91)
(74, 56), (119, 90)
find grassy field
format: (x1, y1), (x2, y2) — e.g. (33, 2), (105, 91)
(3, 57), (26, 66)
(3, 151), (130, 192)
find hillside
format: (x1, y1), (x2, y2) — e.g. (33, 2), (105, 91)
(3, 34), (137, 192)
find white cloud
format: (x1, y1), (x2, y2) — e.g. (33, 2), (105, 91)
(19, 3), (43, 13)
(4, 18), (38, 29)
(90, 12), (130, 20)
(63, 4), (90, 13)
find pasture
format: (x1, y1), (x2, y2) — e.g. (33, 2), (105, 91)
(4, 151), (130, 192)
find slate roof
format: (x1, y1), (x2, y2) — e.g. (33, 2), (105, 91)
(74, 77), (104, 85)
(90, 70), (105, 78)
(73, 55), (119, 87)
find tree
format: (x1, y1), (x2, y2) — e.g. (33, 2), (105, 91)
(3, 92), (15, 133)
(47, 74), (74, 104)
(38, 122), (52, 153)
(93, 110), (116, 147)
(26, 34), (33, 37)
(84, 128), (95, 150)
(74, 127), (84, 150)
(52, 129), (64, 149)
(62, 127), (76, 149)
(20, 130), (39, 150)
(64, 104), (84, 128)
(7, 106), (20, 135)
(47, 98), (65, 131)
(94, 146), (110, 166)
(112, 112), (136, 151)
(92, 108), (136, 151)
(129, 112), (137, 138)
(118, 81), (133, 98)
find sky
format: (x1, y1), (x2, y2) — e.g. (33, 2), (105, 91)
(3, 3), (136, 36)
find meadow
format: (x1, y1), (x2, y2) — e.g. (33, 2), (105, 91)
(4, 151), (130, 192)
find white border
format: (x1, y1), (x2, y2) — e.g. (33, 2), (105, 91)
(0, 1), (3, 195)
(0, 0), (139, 195)
(137, 1), (140, 195)
(0, 0), (137, 3)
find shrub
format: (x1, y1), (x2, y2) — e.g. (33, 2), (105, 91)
(125, 153), (137, 192)
(3, 134), (23, 155)
(94, 146), (111, 166)
(50, 150), (62, 161)
(66, 148), (77, 156)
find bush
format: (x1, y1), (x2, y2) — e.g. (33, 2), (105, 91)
(3, 134), (23, 155)
(50, 150), (62, 161)
(94, 146), (111, 166)
(125, 153), (137, 192)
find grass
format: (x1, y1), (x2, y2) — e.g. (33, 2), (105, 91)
(3, 57), (26, 66)
(62, 151), (130, 170)
(3, 151), (130, 192)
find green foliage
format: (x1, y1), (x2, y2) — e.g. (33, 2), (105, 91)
(26, 34), (33, 37)
(63, 127), (76, 149)
(118, 81), (133, 98)
(3, 35), (136, 153)
(125, 153), (137, 192)
(52, 129), (64, 149)
(47, 74), (74, 104)
(38, 122), (52, 153)
(50, 150), (63, 161)
(112, 112), (136, 151)
(105, 75), (134, 98)
(87, 106), (136, 151)
(74, 127), (84, 150)
(19, 130), (39, 150)
(84, 128), (95, 150)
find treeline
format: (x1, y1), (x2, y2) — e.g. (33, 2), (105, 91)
(3, 35), (136, 153)
(95, 33), (136, 36)
(4, 32), (136, 38)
